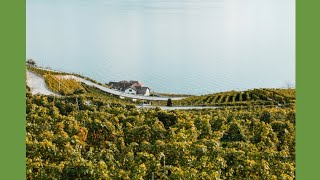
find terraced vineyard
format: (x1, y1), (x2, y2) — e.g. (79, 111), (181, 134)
(153, 89), (295, 107)
(28, 66), (295, 109)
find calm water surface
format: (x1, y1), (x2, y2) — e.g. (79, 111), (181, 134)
(27, 0), (295, 95)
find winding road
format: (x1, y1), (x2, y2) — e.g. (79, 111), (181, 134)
(26, 70), (221, 110)
(27, 70), (185, 101)
(136, 105), (219, 110)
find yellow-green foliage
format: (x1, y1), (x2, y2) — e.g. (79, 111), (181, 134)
(270, 89), (296, 100)
(152, 88), (296, 107)
(26, 92), (295, 179)
(44, 74), (85, 95)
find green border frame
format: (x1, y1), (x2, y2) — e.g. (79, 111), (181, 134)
(296, 0), (320, 179)
(0, 0), (26, 179)
(1, 0), (319, 179)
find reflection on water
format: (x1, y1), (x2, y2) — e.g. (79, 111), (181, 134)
(27, 0), (295, 95)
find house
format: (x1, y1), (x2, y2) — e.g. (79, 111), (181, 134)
(108, 80), (150, 96)
(137, 87), (150, 96)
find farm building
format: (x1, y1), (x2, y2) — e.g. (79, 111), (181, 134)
(108, 80), (150, 96)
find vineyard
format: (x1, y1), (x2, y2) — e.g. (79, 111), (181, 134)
(27, 66), (295, 108)
(26, 66), (295, 179)
(152, 89), (296, 107)
(26, 87), (295, 179)
(43, 74), (86, 95)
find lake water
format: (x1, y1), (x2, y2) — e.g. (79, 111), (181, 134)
(27, 0), (295, 95)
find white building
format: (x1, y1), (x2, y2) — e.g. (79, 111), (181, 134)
(124, 87), (137, 95)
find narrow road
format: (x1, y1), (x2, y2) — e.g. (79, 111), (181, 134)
(26, 70), (59, 96)
(136, 105), (220, 110)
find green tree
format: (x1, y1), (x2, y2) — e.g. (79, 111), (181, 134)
(167, 98), (173, 107)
